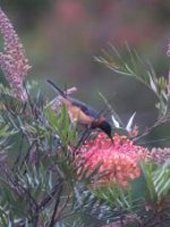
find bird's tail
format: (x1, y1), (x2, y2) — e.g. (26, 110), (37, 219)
(47, 80), (67, 98)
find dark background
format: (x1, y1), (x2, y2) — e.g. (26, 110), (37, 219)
(1, 0), (170, 146)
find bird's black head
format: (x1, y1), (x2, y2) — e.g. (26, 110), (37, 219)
(99, 120), (112, 140)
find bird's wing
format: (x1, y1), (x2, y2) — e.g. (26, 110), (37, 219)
(71, 98), (99, 119)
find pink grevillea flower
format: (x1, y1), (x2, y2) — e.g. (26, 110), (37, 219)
(0, 7), (31, 101)
(149, 147), (170, 165)
(76, 133), (149, 187)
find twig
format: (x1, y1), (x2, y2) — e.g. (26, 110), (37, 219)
(23, 83), (35, 117)
(55, 193), (71, 221)
(19, 140), (36, 170)
(49, 183), (63, 227)
(74, 127), (91, 153)
(146, 216), (170, 227)
(38, 183), (61, 211)
(133, 117), (170, 142)
(12, 133), (24, 170)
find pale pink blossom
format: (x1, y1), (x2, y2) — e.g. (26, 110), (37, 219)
(0, 7), (31, 101)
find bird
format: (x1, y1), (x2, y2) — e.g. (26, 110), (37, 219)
(47, 80), (112, 140)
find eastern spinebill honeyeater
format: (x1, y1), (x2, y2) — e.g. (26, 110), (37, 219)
(47, 80), (112, 140)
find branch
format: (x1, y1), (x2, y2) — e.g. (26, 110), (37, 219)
(133, 116), (170, 142)
(49, 182), (63, 227)
(38, 182), (62, 211)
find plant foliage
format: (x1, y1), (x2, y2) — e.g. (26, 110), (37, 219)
(0, 7), (170, 227)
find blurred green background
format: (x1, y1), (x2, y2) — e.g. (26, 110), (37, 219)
(1, 0), (170, 146)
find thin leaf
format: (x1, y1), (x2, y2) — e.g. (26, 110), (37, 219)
(126, 112), (136, 132)
(111, 115), (120, 128)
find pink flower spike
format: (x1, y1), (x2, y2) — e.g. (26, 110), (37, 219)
(0, 7), (31, 101)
